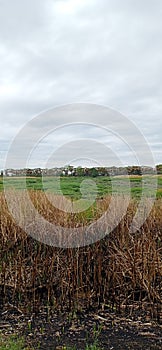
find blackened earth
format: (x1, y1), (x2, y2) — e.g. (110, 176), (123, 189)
(0, 304), (162, 350)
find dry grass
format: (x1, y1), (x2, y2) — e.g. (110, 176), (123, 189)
(0, 190), (162, 321)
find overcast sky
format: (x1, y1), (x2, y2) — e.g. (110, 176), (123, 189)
(0, 0), (162, 169)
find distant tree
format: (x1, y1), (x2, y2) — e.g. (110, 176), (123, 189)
(127, 166), (142, 176)
(26, 168), (33, 176)
(66, 165), (74, 172)
(76, 166), (84, 176)
(89, 167), (98, 177)
(156, 164), (162, 174)
(34, 168), (42, 176)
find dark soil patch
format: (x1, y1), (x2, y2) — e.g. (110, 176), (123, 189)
(0, 305), (162, 349)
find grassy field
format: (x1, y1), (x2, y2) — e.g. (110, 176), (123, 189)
(1, 174), (162, 198)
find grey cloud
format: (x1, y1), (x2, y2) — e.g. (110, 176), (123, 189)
(0, 0), (162, 168)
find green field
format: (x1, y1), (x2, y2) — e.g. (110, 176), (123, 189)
(1, 175), (162, 198)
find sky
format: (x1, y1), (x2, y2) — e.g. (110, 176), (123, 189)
(0, 0), (162, 169)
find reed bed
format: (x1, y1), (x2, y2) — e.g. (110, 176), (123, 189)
(0, 190), (162, 322)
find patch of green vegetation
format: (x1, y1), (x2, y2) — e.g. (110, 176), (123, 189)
(158, 175), (162, 186)
(0, 334), (32, 350)
(129, 177), (142, 183)
(156, 188), (162, 198)
(1, 175), (162, 199)
(0, 333), (102, 350)
(85, 346), (101, 350)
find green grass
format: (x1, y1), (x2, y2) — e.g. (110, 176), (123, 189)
(0, 334), (31, 350)
(0, 334), (102, 350)
(1, 175), (162, 199)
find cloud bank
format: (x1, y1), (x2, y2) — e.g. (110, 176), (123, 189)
(0, 0), (162, 168)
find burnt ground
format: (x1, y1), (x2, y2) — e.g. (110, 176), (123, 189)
(0, 304), (162, 350)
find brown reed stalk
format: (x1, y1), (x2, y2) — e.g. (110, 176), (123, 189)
(0, 190), (161, 321)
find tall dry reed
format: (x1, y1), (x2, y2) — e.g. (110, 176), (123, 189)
(0, 190), (161, 321)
